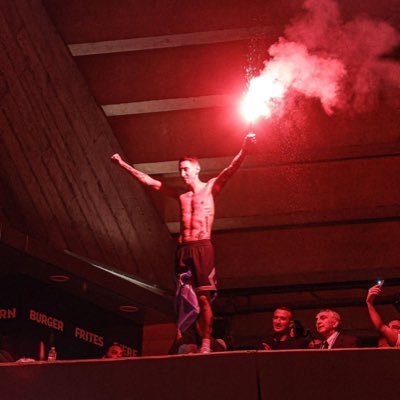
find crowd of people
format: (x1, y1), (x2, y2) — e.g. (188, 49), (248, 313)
(260, 306), (361, 351)
(1, 285), (399, 362)
(170, 283), (400, 354)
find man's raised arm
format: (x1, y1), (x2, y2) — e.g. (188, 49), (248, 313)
(111, 154), (176, 197)
(212, 133), (256, 195)
(366, 285), (399, 346)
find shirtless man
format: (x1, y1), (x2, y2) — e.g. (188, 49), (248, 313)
(111, 133), (256, 352)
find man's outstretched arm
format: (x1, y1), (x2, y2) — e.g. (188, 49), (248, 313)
(212, 133), (256, 195)
(111, 154), (176, 197)
(366, 285), (399, 346)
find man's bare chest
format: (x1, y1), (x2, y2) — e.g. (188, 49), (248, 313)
(179, 189), (214, 212)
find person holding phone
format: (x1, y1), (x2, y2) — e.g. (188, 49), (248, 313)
(366, 282), (400, 347)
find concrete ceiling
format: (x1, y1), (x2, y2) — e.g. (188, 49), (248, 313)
(1, 0), (400, 323)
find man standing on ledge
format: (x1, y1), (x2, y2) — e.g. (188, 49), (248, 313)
(111, 133), (256, 353)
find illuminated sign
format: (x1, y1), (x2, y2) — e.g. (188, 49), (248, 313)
(0, 308), (17, 320)
(74, 326), (104, 347)
(114, 342), (138, 357)
(29, 309), (64, 332)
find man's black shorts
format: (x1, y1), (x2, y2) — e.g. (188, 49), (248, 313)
(175, 239), (217, 292)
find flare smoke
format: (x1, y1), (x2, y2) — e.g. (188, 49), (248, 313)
(247, 0), (400, 116)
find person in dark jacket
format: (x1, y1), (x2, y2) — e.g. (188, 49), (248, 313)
(315, 309), (359, 349)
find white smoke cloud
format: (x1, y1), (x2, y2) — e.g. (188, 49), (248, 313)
(254, 0), (400, 115)
(267, 40), (346, 114)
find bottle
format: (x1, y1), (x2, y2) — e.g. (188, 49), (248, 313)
(48, 346), (57, 362)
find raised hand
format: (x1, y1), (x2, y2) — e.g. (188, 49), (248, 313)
(243, 132), (257, 152)
(111, 153), (122, 164)
(366, 284), (382, 304)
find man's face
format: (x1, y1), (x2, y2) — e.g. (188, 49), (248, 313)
(179, 160), (199, 186)
(272, 309), (292, 334)
(315, 311), (339, 337)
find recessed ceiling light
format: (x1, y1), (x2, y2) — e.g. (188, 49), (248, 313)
(49, 274), (70, 282)
(119, 305), (139, 313)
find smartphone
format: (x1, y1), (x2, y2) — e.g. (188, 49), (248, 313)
(376, 279), (385, 287)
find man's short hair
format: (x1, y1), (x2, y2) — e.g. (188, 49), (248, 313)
(274, 306), (294, 319)
(318, 309), (342, 329)
(388, 320), (400, 330)
(179, 156), (200, 166)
